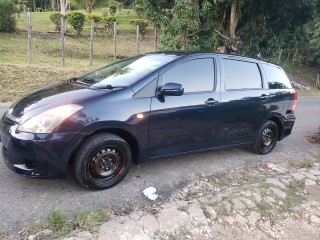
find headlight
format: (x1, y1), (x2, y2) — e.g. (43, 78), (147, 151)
(18, 104), (84, 133)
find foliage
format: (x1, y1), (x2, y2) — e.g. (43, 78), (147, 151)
(117, 2), (124, 13)
(133, 4), (145, 18)
(67, 11), (85, 35)
(103, 16), (116, 26)
(49, 12), (61, 31)
(44, 210), (67, 232)
(74, 209), (109, 231)
(137, 0), (317, 59)
(129, 18), (148, 37)
(0, 0), (16, 32)
(305, 17), (320, 67)
(88, 14), (103, 23)
(102, 16), (116, 35)
(109, 3), (117, 16)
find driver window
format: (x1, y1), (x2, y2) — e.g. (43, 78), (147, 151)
(162, 58), (215, 93)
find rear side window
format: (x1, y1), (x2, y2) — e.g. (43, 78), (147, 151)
(222, 59), (262, 90)
(262, 64), (292, 89)
(162, 58), (215, 93)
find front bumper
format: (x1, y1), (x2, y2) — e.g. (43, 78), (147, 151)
(0, 115), (86, 178)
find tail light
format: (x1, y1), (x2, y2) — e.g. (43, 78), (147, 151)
(291, 89), (297, 112)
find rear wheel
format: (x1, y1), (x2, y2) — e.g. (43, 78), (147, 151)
(73, 133), (132, 189)
(252, 120), (278, 154)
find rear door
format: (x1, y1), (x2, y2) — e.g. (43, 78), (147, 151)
(217, 57), (270, 145)
(148, 57), (221, 158)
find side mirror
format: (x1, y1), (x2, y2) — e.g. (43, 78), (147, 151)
(158, 82), (184, 96)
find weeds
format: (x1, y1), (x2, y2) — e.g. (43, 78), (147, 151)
(289, 159), (314, 169)
(74, 209), (109, 231)
(122, 203), (134, 214)
(177, 205), (188, 212)
(256, 201), (273, 218)
(43, 210), (68, 232)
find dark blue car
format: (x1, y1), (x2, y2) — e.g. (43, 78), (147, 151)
(0, 52), (296, 189)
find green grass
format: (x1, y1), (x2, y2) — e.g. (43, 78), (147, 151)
(15, 9), (142, 33)
(42, 210), (68, 232)
(74, 209), (109, 231)
(178, 205), (188, 212)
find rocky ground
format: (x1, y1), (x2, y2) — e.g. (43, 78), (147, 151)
(17, 157), (320, 240)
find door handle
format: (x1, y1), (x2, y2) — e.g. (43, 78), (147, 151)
(260, 94), (270, 101)
(205, 98), (219, 105)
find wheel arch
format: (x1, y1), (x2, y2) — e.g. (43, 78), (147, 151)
(267, 116), (284, 141)
(69, 128), (141, 166)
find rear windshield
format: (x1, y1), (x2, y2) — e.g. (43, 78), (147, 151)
(262, 63), (292, 89)
(76, 54), (179, 89)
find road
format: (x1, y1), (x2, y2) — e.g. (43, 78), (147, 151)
(0, 97), (319, 234)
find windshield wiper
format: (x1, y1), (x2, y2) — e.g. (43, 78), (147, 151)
(91, 85), (127, 90)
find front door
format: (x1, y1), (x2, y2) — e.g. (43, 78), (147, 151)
(148, 57), (221, 158)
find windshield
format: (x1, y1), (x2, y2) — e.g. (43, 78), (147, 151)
(76, 54), (179, 89)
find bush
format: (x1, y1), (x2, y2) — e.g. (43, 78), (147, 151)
(109, 4), (117, 16)
(36, 7), (44, 12)
(0, 0), (16, 32)
(49, 12), (61, 31)
(129, 19), (148, 37)
(67, 11), (85, 35)
(88, 14), (102, 23)
(102, 16), (116, 35)
(134, 4), (145, 18)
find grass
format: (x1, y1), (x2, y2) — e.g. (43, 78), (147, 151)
(74, 209), (109, 231)
(288, 159), (314, 169)
(122, 202), (134, 214)
(178, 205), (188, 212)
(20, 208), (109, 239)
(16, 9), (139, 33)
(0, 22), (155, 102)
(282, 185), (305, 210)
(256, 201), (273, 218)
(40, 209), (68, 233)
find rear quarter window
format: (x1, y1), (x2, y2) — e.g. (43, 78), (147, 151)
(222, 59), (262, 90)
(262, 64), (292, 89)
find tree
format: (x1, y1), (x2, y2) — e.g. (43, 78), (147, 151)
(137, 0), (316, 58)
(0, 0), (16, 32)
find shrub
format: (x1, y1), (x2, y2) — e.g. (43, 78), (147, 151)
(117, 2), (124, 13)
(67, 11), (85, 35)
(49, 12), (61, 31)
(0, 0), (16, 32)
(36, 7), (44, 12)
(109, 4), (117, 16)
(134, 4), (145, 18)
(129, 19), (148, 37)
(102, 16), (116, 35)
(88, 14), (102, 23)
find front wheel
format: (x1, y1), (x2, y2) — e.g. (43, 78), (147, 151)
(252, 120), (278, 154)
(73, 133), (132, 189)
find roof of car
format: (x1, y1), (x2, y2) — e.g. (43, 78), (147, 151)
(143, 51), (281, 68)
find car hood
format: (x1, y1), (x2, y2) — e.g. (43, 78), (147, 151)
(10, 81), (103, 119)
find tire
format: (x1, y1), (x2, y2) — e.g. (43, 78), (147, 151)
(73, 133), (132, 190)
(252, 120), (278, 155)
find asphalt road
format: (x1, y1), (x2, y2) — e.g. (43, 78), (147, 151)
(0, 97), (319, 234)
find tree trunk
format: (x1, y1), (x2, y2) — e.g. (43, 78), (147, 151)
(60, 0), (66, 66)
(229, 1), (239, 40)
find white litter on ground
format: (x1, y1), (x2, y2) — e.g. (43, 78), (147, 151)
(143, 187), (158, 200)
